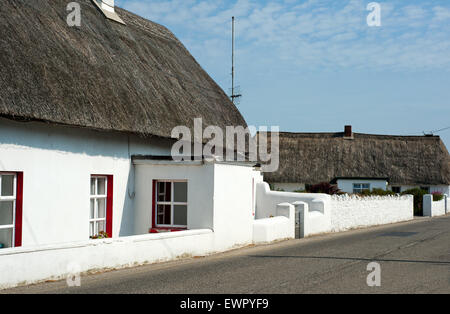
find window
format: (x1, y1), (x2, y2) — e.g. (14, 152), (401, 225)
(0, 173), (23, 248)
(353, 183), (370, 194)
(392, 186), (401, 194)
(90, 175), (113, 238)
(420, 186), (430, 193)
(153, 181), (188, 229)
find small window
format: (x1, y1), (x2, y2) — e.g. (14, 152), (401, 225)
(353, 183), (370, 194)
(420, 186), (430, 193)
(0, 173), (22, 249)
(154, 181), (188, 229)
(391, 187), (401, 193)
(90, 175), (113, 239)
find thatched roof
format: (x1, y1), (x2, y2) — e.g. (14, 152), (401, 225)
(0, 0), (246, 138)
(260, 131), (450, 186)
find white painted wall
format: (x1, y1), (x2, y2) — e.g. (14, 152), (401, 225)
(133, 161), (215, 235)
(255, 182), (331, 236)
(0, 230), (215, 289)
(212, 163), (264, 250)
(337, 179), (388, 193)
(329, 195), (414, 232)
(253, 203), (295, 244)
(0, 118), (173, 247)
(134, 161), (264, 251)
(423, 194), (447, 217)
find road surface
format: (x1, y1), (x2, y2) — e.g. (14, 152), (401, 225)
(4, 215), (450, 294)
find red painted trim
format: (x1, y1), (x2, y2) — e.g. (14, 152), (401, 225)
(15, 172), (23, 247)
(149, 228), (186, 234)
(152, 180), (156, 229)
(106, 175), (113, 238)
(151, 180), (188, 233)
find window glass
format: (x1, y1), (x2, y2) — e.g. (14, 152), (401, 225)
(0, 201), (14, 225)
(97, 221), (106, 233)
(157, 182), (171, 202)
(90, 178), (96, 195)
(97, 199), (106, 218)
(174, 182), (188, 203)
(0, 228), (13, 248)
(174, 205), (187, 226)
(1, 175), (14, 197)
(90, 199), (95, 219)
(157, 204), (171, 225)
(97, 178), (106, 195)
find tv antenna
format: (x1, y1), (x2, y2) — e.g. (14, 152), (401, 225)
(423, 126), (450, 136)
(230, 16), (242, 105)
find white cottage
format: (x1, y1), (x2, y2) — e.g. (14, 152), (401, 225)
(261, 126), (450, 195)
(0, 0), (261, 250)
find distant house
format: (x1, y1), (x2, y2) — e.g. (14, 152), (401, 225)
(0, 0), (259, 250)
(261, 126), (450, 195)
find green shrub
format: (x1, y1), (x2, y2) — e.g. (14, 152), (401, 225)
(401, 188), (428, 216)
(432, 192), (444, 201)
(306, 182), (341, 195)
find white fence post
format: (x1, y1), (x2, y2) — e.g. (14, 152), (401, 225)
(292, 201), (309, 239)
(276, 203), (295, 239)
(445, 195), (448, 215)
(423, 194), (433, 217)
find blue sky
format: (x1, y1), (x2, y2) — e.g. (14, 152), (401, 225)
(116, 0), (450, 147)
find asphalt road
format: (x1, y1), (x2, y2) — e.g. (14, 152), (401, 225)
(4, 215), (450, 294)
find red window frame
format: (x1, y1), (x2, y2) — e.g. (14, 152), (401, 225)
(151, 180), (187, 233)
(90, 174), (113, 238)
(0, 172), (23, 248)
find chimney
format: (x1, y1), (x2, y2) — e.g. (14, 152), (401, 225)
(92, 0), (125, 24)
(344, 125), (353, 138)
(101, 0), (115, 13)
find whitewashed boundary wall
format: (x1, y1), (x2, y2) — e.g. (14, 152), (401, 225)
(253, 203), (295, 243)
(423, 194), (448, 217)
(256, 182), (415, 238)
(0, 230), (214, 290)
(329, 195), (414, 233)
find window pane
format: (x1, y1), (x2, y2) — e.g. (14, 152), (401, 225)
(0, 228), (13, 248)
(90, 222), (95, 237)
(157, 204), (171, 225)
(90, 199), (95, 219)
(90, 178), (96, 195)
(97, 198), (106, 219)
(97, 178), (106, 195)
(157, 182), (171, 202)
(1, 175), (14, 197)
(174, 205), (187, 226)
(0, 201), (14, 226)
(362, 184), (370, 189)
(97, 221), (106, 233)
(174, 182), (187, 203)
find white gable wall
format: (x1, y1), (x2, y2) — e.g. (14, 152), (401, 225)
(0, 118), (173, 247)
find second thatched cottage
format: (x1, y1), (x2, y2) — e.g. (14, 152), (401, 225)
(262, 126), (450, 195)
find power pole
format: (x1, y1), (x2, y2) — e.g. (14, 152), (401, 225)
(231, 16), (242, 105)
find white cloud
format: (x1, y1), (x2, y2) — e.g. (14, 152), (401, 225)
(117, 0), (450, 72)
